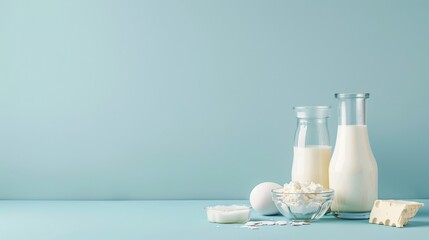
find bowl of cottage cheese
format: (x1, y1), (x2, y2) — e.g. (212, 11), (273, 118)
(272, 181), (334, 223)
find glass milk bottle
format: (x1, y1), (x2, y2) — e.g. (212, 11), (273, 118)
(329, 93), (378, 219)
(291, 106), (331, 189)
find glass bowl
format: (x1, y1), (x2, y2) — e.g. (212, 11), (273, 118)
(272, 188), (334, 223)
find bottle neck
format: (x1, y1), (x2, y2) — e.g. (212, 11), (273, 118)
(295, 117), (330, 147)
(337, 96), (367, 125)
(293, 106), (331, 147)
(297, 118), (328, 125)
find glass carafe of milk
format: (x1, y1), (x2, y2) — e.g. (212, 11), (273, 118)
(329, 93), (378, 219)
(292, 106), (331, 189)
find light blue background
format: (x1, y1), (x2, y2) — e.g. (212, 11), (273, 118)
(1, 0), (428, 200)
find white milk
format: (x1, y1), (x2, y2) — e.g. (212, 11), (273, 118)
(291, 146), (331, 189)
(329, 125), (378, 212)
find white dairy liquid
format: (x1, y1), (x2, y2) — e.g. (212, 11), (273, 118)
(291, 146), (331, 189)
(329, 125), (378, 212)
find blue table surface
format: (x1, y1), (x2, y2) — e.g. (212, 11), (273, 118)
(0, 200), (428, 240)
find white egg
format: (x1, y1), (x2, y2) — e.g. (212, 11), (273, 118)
(249, 182), (282, 215)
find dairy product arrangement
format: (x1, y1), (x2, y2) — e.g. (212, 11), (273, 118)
(206, 180), (424, 228)
(205, 93), (425, 229)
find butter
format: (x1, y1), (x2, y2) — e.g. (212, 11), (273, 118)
(369, 200), (424, 228)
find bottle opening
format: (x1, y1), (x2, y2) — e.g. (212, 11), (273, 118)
(335, 93), (369, 125)
(293, 106), (330, 118)
(335, 93), (369, 99)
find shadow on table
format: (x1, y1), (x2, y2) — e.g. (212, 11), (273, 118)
(317, 218), (368, 223)
(406, 221), (429, 228)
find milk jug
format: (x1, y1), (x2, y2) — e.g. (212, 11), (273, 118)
(292, 106), (331, 189)
(329, 93), (378, 219)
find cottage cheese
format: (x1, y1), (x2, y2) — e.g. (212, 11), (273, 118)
(278, 181), (328, 214)
(283, 181), (326, 194)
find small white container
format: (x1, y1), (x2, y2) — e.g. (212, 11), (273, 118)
(205, 205), (251, 224)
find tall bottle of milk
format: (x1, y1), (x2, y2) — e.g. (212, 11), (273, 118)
(329, 93), (378, 219)
(291, 106), (331, 189)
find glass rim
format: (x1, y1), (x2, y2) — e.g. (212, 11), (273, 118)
(293, 106), (330, 118)
(271, 188), (334, 195)
(335, 93), (369, 99)
(293, 106), (331, 111)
